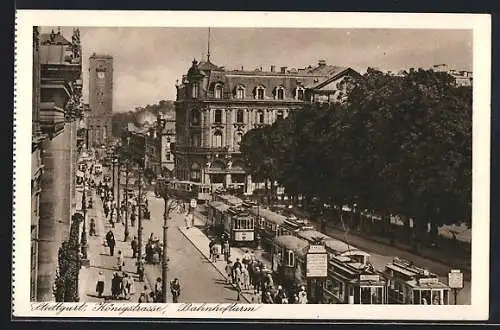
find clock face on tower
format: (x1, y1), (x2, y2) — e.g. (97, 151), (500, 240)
(98, 71), (105, 79)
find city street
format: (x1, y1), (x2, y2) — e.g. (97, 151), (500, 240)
(140, 192), (241, 303)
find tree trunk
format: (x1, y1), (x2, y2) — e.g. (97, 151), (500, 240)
(429, 221), (439, 248)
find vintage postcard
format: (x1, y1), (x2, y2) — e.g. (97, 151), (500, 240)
(13, 10), (490, 320)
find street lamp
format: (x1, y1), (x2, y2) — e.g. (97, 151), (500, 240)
(136, 167), (145, 281)
(158, 177), (175, 303)
(123, 160), (130, 242)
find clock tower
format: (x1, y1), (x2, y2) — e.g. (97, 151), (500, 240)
(88, 53), (114, 147)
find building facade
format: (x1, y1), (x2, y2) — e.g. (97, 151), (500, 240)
(157, 112), (176, 176)
(431, 64), (473, 87)
(88, 53), (113, 147)
(34, 28), (83, 301)
(174, 59), (360, 194)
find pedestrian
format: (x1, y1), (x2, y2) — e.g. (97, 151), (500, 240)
(154, 277), (163, 302)
(209, 239), (216, 260)
(274, 285), (286, 304)
(117, 250), (124, 271)
(242, 250), (251, 265)
(254, 266), (262, 293)
(225, 260), (233, 285)
(210, 244), (218, 262)
(170, 278), (181, 303)
(130, 212), (136, 227)
(106, 229), (115, 256)
(138, 285), (150, 303)
(262, 290), (274, 304)
(122, 273), (131, 300)
(131, 236), (138, 258)
(298, 286), (308, 304)
(111, 272), (120, 299)
(89, 218), (96, 236)
(96, 271), (105, 298)
(241, 263), (250, 290)
(223, 241), (230, 262)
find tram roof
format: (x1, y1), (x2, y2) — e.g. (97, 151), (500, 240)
(324, 239), (365, 255)
(296, 230), (331, 242)
(274, 235), (309, 255)
(217, 194), (243, 206)
(249, 207), (287, 225)
(208, 201), (231, 213)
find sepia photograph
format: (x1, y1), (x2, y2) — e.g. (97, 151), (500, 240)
(13, 11), (490, 320)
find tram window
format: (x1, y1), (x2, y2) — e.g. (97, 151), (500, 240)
(413, 290), (421, 304)
(431, 290), (441, 305)
(373, 287), (383, 304)
(421, 290), (431, 305)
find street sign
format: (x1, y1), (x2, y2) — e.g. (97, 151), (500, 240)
(448, 269), (464, 289)
(306, 245), (328, 278)
(190, 198), (197, 209)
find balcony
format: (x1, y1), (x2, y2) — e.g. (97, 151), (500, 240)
(175, 145), (242, 155)
(39, 102), (65, 136)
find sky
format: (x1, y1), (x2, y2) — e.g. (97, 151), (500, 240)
(41, 27), (473, 113)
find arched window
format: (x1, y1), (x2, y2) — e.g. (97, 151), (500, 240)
(212, 130), (223, 147)
(236, 86), (245, 99)
(276, 110), (284, 121)
(296, 87), (305, 100)
(214, 84), (223, 98)
(275, 86), (285, 100)
(257, 110), (265, 124)
(236, 109), (244, 123)
(255, 86), (265, 100)
(191, 109), (201, 125)
(234, 131), (243, 147)
(214, 109), (222, 123)
(192, 83), (199, 98)
(190, 162), (201, 182)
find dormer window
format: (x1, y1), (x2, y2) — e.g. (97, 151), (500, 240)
(275, 86), (285, 100)
(296, 87), (305, 100)
(192, 83), (199, 98)
(255, 86), (265, 100)
(214, 84), (223, 99)
(235, 86), (245, 99)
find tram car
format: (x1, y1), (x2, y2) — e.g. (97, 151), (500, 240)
(271, 235), (309, 293)
(207, 200), (255, 246)
(272, 233), (388, 304)
(382, 257), (450, 305)
(296, 230), (371, 265)
(168, 180), (211, 202)
(213, 194), (243, 207)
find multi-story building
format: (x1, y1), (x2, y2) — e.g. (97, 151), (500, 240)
(431, 64), (473, 87)
(157, 112), (176, 176)
(88, 53), (113, 147)
(35, 28), (83, 301)
(174, 58), (360, 194)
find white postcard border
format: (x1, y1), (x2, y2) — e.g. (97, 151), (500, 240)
(13, 10), (491, 320)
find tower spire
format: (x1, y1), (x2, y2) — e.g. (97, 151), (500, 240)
(207, 27), (211, 62)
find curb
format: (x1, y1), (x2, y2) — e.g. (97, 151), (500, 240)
(177, 227), (252, 303)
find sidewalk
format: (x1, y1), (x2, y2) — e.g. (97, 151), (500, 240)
(178, 213), (272, 304)
(78, 188), (152, 302)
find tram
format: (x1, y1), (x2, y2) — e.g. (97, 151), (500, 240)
(168, 180), (211, 202)
(296, 230), (370, 265)
(271, 235), (309, 293)
(382, 257), (450, 305)
(207, 200), (255, 246)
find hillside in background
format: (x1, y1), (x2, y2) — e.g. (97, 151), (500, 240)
(112, 100), (175, 137)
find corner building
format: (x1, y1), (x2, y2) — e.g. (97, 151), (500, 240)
(174, 59), (360, 194)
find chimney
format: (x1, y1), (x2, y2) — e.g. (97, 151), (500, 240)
(280, 66), (287, 73)
(271, 65), (275, 72)
(318, 59), (326, 66)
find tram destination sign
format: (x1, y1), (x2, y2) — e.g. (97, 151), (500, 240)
(306, 245), (328, 278)
(448, 269), (464, 289)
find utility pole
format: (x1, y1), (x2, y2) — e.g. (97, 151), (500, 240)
(136, 167), (144, 280)
(117, 160), (121, 225)
(124, 161), (129, 242)
(81, 177), (88, 259)
(161, 180), (170, 303)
